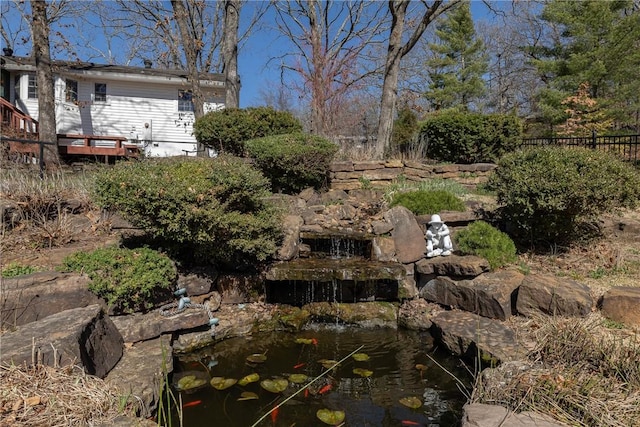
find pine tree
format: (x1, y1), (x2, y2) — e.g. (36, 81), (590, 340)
(424, 1), (488, 111)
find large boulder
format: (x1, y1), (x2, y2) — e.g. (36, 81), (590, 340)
(1, 271), (105, 327)
(304, 301), (398, 328)
(415, 255), (490, 282)
(111, 308), (211, 343)
(431, 310), (526, 363)
(383, 205), (426, 263)
(277, 215), (304, 261)
(599, 286), (640, 327)
(462, 403), (568, 427)
(398, 299), (440, 330)
(516, 274), (593, 318)
(420, 271), (524, 321)
(0, 305), (123, 378)
(105, 336), (172, 418)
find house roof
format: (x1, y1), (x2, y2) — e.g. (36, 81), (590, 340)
(1, 55), (225, 89)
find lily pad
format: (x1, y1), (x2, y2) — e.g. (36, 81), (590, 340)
(318, 359), (339, 369)
(399, 396), (423, 409)
(288, 373), (309, 384)
(295, 338), (314, 345)
(238, 373), (260, 386)
(352, 353), (370, 362)
(353, 368), (373, 378)
(246, 353), (267, 364)
(210, 377), (237, 390)
(260, 378), (289, 393)
(237, 391), (259, 401)
(316, 408), (346, 425)
(176, 375), (207, 391)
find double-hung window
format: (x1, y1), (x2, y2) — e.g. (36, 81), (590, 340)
(27, 73), (38, 99)
(94, 83), (107, 102)
(65, 79), (78, 103)
(178, 90), (194, 112)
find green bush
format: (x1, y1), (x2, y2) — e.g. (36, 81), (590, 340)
(419, 112), (522, 163)
(454, 221), (518, 269)
(245, 133), (338, 193)
(92, 156), (283, 269)
(1, 262), (39, 278)
(59, 247), (176, 314)
(487, 147), (640, 246)
(391, 107), (419, 148)
(389, 189), (466, 215)
(193, 107), (302, 156)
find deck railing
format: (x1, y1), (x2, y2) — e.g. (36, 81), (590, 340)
(0, 97), (39, 138)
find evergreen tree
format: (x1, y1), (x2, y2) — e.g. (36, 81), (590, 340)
(424, 1), (488, 111)
(533, 0), (640, 133)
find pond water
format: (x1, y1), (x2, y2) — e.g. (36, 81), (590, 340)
(171, 326), (470, 426)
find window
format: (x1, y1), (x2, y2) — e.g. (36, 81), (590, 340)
(14, 75), (20, 99)
(65, 79), (78, 103)
(178, 89), (194, 112)
(94, 83), (107, 102)
(27, 73), (37, 99)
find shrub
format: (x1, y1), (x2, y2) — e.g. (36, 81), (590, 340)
(193, 106), (302, 156)
(419, 112), (522, 163)
(92, 156), (283, 269)
(389, 189), (466, 215)
(391, 107), (419, 154)
(1, 262), (39, 278)
(454, 221), (517, 269)
(487, 147), (640, 246)
(245, 133), (338, 193)
(59, 247), (176, 314)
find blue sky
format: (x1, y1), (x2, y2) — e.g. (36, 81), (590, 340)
(1, 0), (498, 108)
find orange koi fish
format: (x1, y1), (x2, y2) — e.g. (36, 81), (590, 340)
(270, 406), (280, 425)
(182, 400), (202, 408)
(318, 384), (332, 395)
(304, 388), (309, 398)
(311, 338), (318, 346)
(401, 421), (420, 426)
(293, 363), (306, 369)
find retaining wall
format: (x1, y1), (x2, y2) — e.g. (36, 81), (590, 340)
(329, 160), (497, 191)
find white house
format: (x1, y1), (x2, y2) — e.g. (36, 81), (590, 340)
(1, 54), (225, 157)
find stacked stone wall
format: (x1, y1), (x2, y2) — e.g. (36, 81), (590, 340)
(329, 160), (497, 190)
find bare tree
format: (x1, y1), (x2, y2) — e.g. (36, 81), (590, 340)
(223, 0), (240, 108)
(30, 0), (60, 166)
(272, 0), (386, 137)
(376, 0), (460, 157)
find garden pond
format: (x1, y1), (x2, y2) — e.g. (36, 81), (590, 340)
(171, 326), (471, 426)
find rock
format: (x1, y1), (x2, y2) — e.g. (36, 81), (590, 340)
(383, 206), (426, 264)
(399, 275), (418, 300)
(431, 310), (526, 363)
(416, 210), (478, 227)
(421, 271), (524, 321)
(277, 215), (304, 261)
(0, 305), (123, 378)
(372, 236), (396, 261)
(307, 189), (349, 206)
(416, 255), (490, 280)
(216, 273), (263, 304)
(516, 274), (593, 318)
(398, 299), (439, 330)
(371, 220), (393, 235)
(462, 403), (567, 427)
(105, 336), (171, 418)
(305, 302), (398, 328)
(599, 286), (640, 327)
(1, 271), (106, 327)
(177, 265), (218, 296)
(111, 308), (211, 343)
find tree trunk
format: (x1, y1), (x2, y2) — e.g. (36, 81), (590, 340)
(171, 0), (207, 156)
(30, 0), (60, 167)
(223, 0), (240, 109)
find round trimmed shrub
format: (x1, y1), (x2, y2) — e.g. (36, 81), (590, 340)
(92, 155), (283, 269)
(193, 106), (302, 156)
(487, 147), (640, 246)
(59, 247), (176, 314)
(389, 189), (466, 215)
(454, 221), (517, 270)
(245, 133), (338, 194)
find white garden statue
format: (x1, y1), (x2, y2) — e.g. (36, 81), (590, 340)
(426, 214), (453, 257)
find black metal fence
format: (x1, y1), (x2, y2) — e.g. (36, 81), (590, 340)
(520, 133), (640, 164)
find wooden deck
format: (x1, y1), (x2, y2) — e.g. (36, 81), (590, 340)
(57, 134), (141, 158)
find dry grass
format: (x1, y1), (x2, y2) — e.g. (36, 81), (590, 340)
(475, 315), (640, 427)
(0, 363), (139, 426)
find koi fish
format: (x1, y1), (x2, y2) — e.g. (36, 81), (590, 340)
(293, 363), (306, 369)
(401, 421), (420, 426)
(318, 384), (332, 395)
(311, 338), (318, 346)
(304, 388), (309, 398)
(270, 406), (280, 424)
(182, 400), (202, 408)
